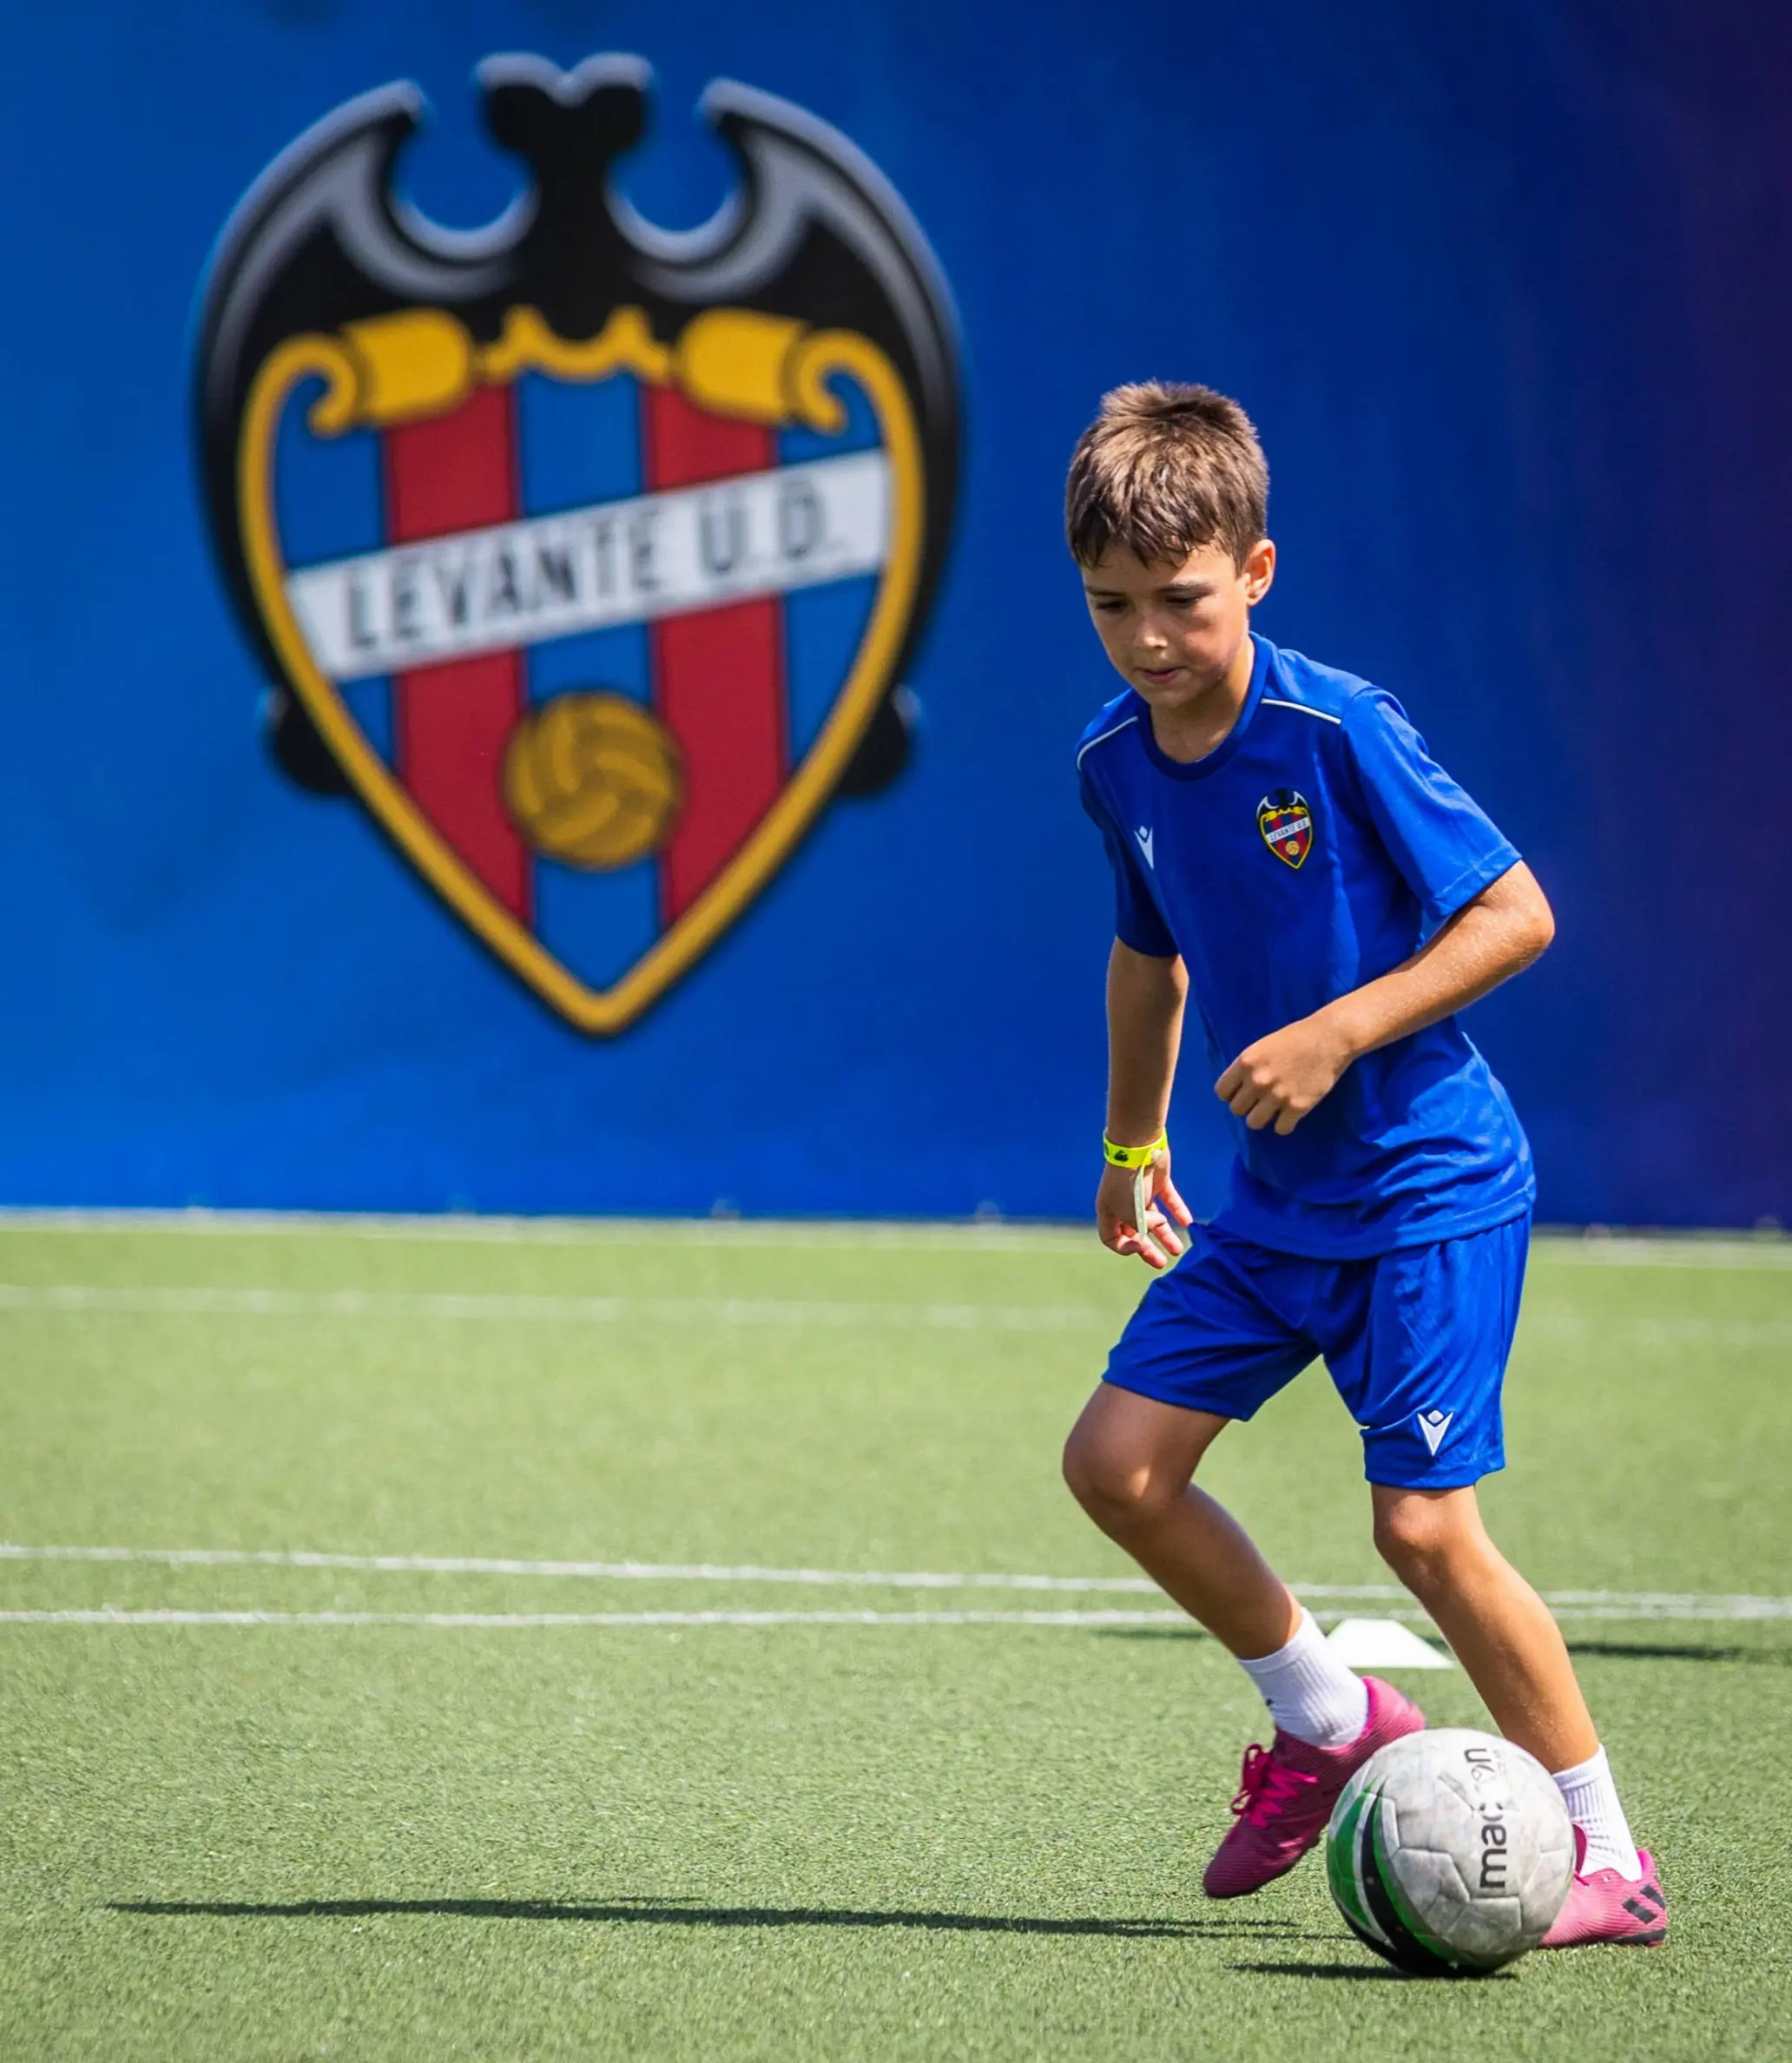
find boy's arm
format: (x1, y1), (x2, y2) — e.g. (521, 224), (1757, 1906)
(1100, 941), (1197, 1269)
(1216, 860), (1555, 1136)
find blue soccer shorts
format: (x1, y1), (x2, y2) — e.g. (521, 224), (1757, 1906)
(1102, 1213), (1531, 1489)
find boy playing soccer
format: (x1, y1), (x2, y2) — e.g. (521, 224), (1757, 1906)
(1061, 383), (1665, 1948)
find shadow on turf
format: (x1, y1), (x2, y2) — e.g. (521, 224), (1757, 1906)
(109, 1897), (1318, 1941)
(1565, 1639), (1792, 1665)
(1092, 1629), (1209, 1642)
(1232, 1961), (1514, 1982)
(1104, 1632), (1792, 1667)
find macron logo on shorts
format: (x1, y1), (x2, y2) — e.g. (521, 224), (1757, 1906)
(1134, 825), (1155, 869)
(1415, 1407), (1453, 1456)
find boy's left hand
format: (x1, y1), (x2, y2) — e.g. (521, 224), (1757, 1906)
(1215, 1014), (1354, 1135)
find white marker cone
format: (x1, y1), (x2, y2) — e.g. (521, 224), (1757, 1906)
(1325, 1617), (1454, 1670)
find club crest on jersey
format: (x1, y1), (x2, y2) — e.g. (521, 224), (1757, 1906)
(1257, 789), (1314, 869)
(194, 54), (959, 1033)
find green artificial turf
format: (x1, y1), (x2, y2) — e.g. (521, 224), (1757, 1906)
(0, 1216), (1788, 2060)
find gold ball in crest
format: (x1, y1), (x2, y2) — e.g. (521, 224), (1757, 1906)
(502, 693), (682, 869)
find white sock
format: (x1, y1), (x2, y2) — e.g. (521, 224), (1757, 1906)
(1236, 1609), (1369, 1748)
(1552, 1745), (1642, 1880)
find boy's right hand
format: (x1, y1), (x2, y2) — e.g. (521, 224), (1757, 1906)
(1097, 1152), (1194, 1270)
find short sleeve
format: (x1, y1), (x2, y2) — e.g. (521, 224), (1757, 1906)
(1342, 691), (1520, 930)
(1079, 770), (1177, 957)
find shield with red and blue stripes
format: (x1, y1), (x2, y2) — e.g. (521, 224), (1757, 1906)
(197, 56), (959, 1032)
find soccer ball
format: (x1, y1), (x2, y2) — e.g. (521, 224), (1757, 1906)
(1325, 1729), (1575, 1976)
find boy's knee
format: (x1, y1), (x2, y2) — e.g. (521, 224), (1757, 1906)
(1062, 1423), (1180, 1534)
(1060, 1421), (1121, 1514)
(1372, 1493), (1459, 1585)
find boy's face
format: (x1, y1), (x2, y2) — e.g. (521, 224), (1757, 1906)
(1080, 537), (1275, 709)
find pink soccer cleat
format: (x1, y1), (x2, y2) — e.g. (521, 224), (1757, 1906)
(1202, 1676), (1427, 1899)
(1538, 1831), (1668, 1948)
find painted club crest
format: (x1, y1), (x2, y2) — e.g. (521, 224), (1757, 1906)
(194, 55), (959, 1033)
(1257, 788), (1314, 868)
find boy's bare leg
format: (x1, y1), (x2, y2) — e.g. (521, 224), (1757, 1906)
(1370, 1482), (1598, 1770)
(1067, 1383), (1431, 1901)
(1062, 1385), (1299, 1657)
(1063, 1391), (1600, 1772)
(1374, 1476), (1664, 1941)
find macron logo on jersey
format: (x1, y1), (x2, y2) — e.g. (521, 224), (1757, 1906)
(1416, 1408), (1453, 1456)
(1134, 825), (1155, 870)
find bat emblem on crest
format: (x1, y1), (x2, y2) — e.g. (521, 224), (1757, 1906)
(194, 54), (960, 1032)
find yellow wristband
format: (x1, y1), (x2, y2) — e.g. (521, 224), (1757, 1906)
(1103, 1131), (1167, 1170)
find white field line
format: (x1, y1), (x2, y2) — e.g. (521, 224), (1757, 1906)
(0, 1284), (1108, 1331)
(0, 1543), (1156, 1590)
(1, 1545), (1786, 1620)
(0, 1282), (1787, 1345)
(0, 1608), (1183, 1629)
(0, 1603), (1782, 1628)
(1, 1209), (1788, 1268)
(0, 1210), (1088, 1254)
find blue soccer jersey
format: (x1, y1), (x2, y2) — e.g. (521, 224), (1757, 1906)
(1077, 634), (1534, 1257)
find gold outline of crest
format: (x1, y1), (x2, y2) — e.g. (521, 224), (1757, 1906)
(237, 304), (924, 1034)
(1257, 790), (1314, 870)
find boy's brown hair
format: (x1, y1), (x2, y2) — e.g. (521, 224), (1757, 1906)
(1064, 382), (1268, 571)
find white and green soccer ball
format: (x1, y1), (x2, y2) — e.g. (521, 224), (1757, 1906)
(1325, 1729), (1575, 1976)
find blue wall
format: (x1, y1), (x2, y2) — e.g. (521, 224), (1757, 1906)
(3, 0), (1788, 1224)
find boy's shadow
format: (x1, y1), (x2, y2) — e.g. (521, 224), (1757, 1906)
(108, 1895), (1328, 1942)
(1234, 1958), (1512, 1981)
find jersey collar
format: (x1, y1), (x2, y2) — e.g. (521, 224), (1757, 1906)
(1134, 633), (1271, 781)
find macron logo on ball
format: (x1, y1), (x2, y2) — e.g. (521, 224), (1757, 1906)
(1416, 1408), (1454, 1456)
